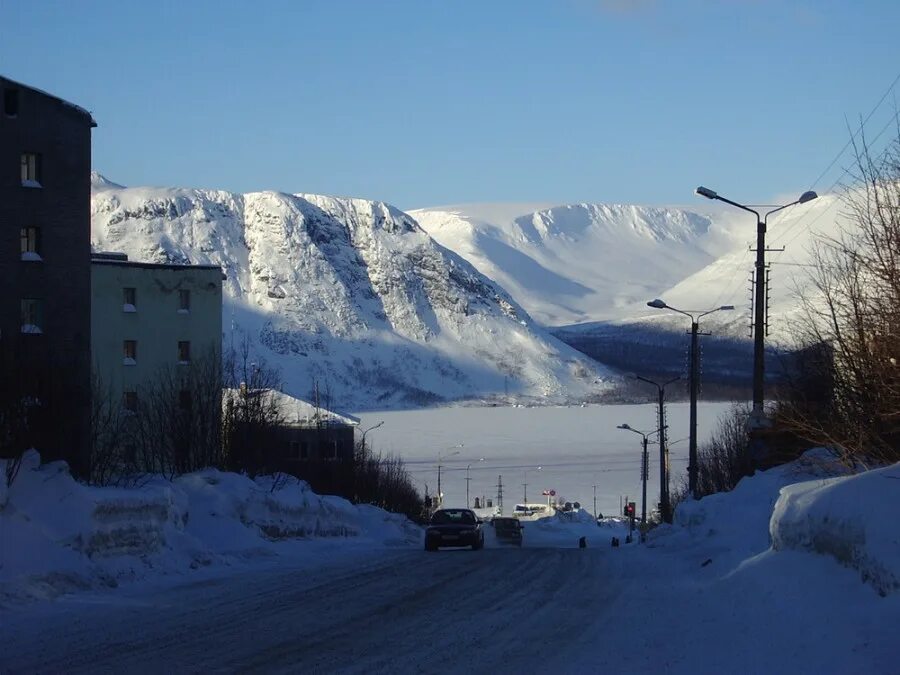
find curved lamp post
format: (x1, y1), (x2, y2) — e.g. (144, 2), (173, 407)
(437, 445), (462, 508)
(617, 423), (663, 524)
(646, 299), (733, 498)
(694, 186), (817, 428)
(466, 457), (485, 508)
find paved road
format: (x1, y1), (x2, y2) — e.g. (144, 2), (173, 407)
(3, 547), (618, 674)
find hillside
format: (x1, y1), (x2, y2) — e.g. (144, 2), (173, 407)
(90, 175), (612, 410)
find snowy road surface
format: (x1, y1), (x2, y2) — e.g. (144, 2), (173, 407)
(3, 547), (618, 674)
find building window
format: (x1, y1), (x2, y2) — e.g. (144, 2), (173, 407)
(178, 390), (192, 412)
(21, 299), (44, 334)
(123, 340), (137, 365)
(20, 153), (42, 187)
(123, 287), (136, 312)
(122, 391), (138, 413)
(4, 88), (18, 117)
(329, 440), (339, 460)
(20, 227), (42, 261)
(178, 341), (191, 364)
(178, 289), (191, 313)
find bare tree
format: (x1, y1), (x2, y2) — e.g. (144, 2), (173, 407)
(222, 334), (285, 476)
(782, 128), (900, 464)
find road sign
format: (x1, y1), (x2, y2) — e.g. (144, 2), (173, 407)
(549, 489), (556, 496)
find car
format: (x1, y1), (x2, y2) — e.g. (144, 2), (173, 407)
(424, 508), (484, 551)
(491, 517), (524, 546)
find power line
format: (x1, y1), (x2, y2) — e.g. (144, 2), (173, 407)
(806, 70), (900, 192)
(769, 80), (900, 253)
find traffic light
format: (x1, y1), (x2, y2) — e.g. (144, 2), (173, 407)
(623, 502), (636, 518)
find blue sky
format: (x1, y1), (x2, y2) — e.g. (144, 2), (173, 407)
(1, 0), (898, 208)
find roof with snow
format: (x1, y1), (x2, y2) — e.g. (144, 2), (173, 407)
(224, 388), (360, 428)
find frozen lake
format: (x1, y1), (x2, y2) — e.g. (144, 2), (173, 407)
(355, 402), (735, 517)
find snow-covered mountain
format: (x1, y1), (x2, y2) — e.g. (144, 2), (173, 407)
(90, 174), (611, 409)
(413, 197), (843, 341)
(411, 202), (747, 326)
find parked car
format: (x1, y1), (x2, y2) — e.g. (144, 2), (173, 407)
(425, 508), (484, 551)
(491, 517), (523, 546)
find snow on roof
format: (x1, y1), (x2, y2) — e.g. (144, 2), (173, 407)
(224, 388), (360, 428)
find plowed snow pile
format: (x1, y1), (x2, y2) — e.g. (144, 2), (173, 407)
(0, 451), (421, 604)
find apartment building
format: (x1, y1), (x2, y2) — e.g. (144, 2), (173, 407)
(0, 76), (96, 474)
(91, 253), (223, 414)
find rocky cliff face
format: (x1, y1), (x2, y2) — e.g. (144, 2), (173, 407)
(91, 175), (611, 409)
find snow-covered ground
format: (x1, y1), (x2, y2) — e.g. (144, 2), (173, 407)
(3, 449), (898, 673)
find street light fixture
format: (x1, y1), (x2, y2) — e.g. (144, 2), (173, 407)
(646, 299), (733, 498)
(694, 186), (817, 429)
(358, 420), (384, 455)
(466, 457), (485, 508)
(437, 445), (462, 509)
(617, 424), (664, 525)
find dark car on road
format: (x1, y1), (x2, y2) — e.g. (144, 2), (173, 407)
(491, 517), (524, 546)
(425, 509), (484, 551)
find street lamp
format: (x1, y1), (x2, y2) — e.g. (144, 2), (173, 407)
(694, 186), (817, 429)
(437, 445), (462, 508)
(358, 420), (384, 455)
(646, 299), (733, 498)
(635, 375), (679, 523)
(466, 457), (485, 508)
(617, 423), (664, 524)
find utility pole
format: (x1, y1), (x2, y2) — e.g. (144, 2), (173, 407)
(694, 186), (817, 430)
(689, 319), (699, 497)
(647, 299), (732, 498)
(641, 436), (649, 525)
(496, 475), (504, 513)
(522, 480), (528, 504)
(592, 484), (597, 519)
(437, 462), (443, 509)
(636, 376), (678, 523)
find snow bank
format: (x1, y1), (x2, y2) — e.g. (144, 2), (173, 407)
(652, 448), (900, 598)
(0, 452), (420, 604)
(663, 448), (855, 565)
(771, 463), (900, 596)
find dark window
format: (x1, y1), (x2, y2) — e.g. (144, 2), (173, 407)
(124, 340), (137, 362)
(20, 299), (44, 333)
(4, 88), (18, 117)
(20, 153), (41, 185)
(178, 390), (192, 411)
(179, 289), (191, 311)
(123, 391), (138, 412)
(20, 227), (41, 256)
(178, 341), (191, 363)
(123, 287), (136, 307)
(329, 440), (339, 459)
